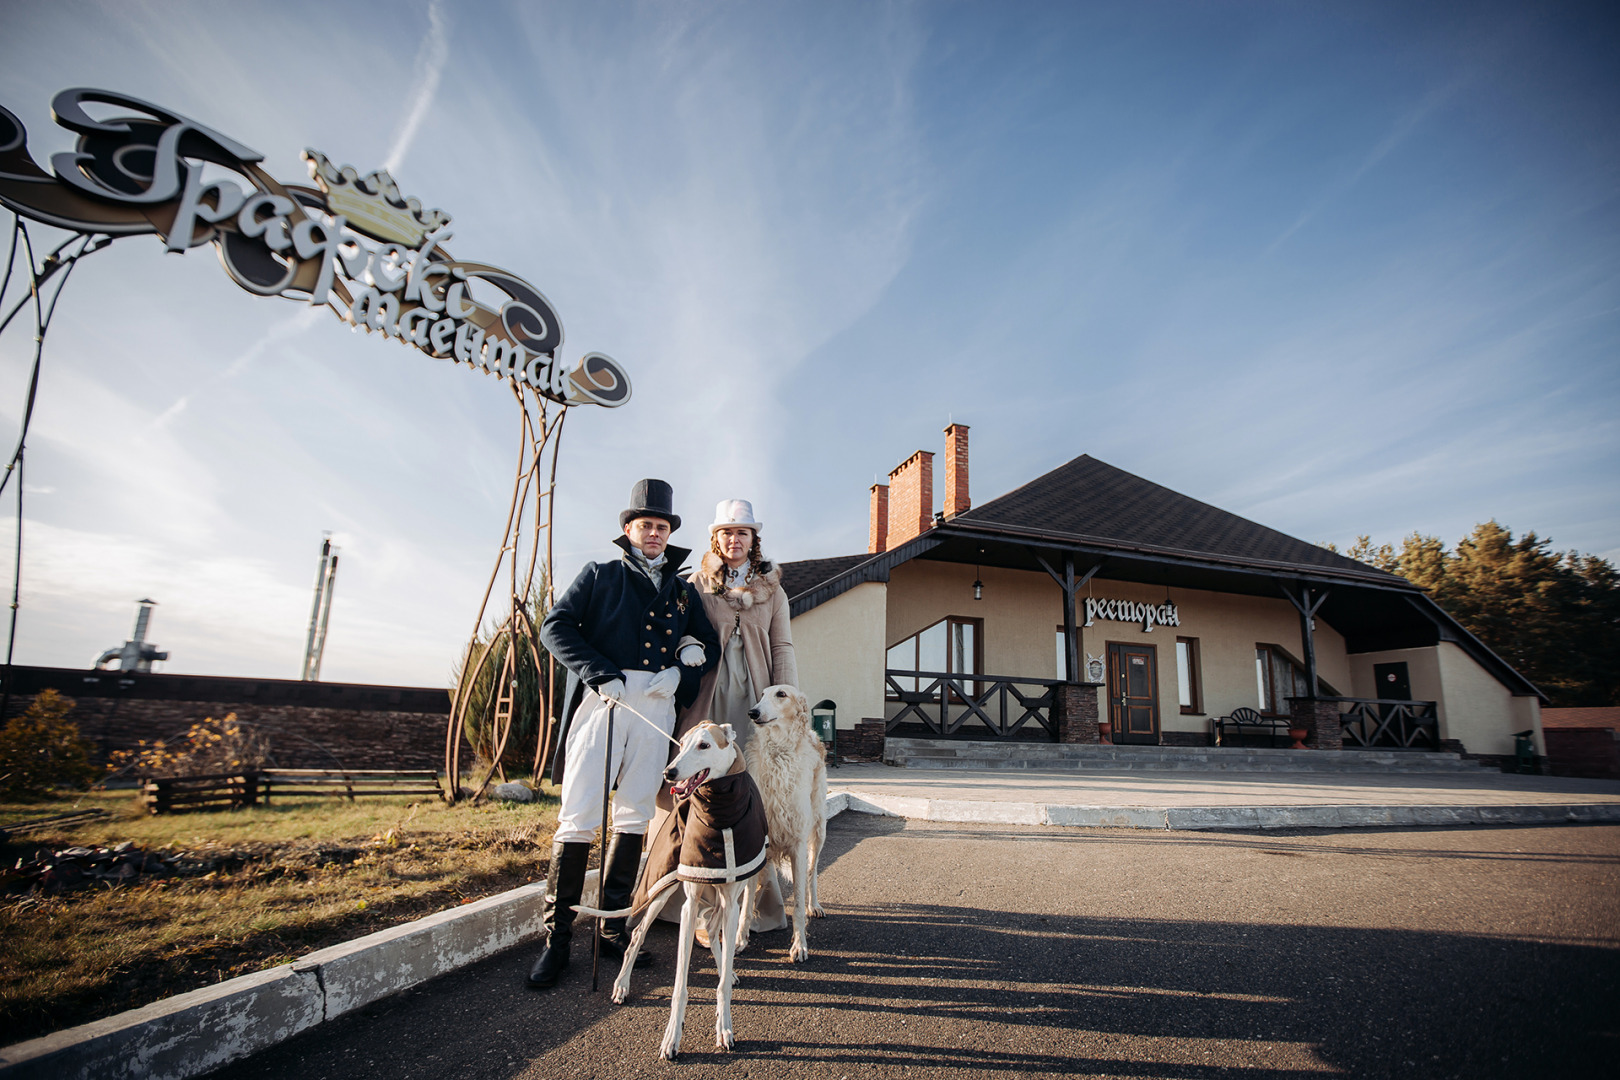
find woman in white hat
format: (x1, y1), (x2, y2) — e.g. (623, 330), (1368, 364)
(672, 498), (797, 935)
(674, 498), (797, 749)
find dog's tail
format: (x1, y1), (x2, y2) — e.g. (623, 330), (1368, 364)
(570, 904), (634, 918)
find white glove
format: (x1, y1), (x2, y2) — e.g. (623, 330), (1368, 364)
(594, 678), (625, 703)
(678, 643), (705, 667)
(646, 667), (681, 700)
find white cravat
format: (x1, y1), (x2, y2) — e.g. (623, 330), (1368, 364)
(632, 547), (667, 588)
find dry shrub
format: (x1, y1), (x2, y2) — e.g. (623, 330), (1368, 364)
(0, 689), (98, 798)
(105, 713), (271, 777)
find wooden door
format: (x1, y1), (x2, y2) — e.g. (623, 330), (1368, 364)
(1108, 642), (1160, 745)
(1374, 662), (1411, 700)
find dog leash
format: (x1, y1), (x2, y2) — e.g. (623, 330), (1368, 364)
(589, 690), (681, 993)
(598, 692), (683, 748)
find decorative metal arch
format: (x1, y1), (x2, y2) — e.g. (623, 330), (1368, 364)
(0, 89), (630, 797)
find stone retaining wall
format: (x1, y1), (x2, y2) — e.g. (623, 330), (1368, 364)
(1, 667), (448, 773)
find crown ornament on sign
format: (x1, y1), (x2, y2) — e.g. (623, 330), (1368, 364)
(302, 149), (451, 247)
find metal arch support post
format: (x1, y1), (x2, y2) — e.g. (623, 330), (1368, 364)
(0, 220), (108, 722)
(445, 384), (569, 804)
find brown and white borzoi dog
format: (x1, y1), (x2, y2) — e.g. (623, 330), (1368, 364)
(746, 685), (827, 962)
(576, 721), (765, 1058)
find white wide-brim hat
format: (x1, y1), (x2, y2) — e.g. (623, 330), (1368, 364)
(709, 499), (763, 534)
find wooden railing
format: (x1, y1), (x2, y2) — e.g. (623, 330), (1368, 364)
(1332, 698), (1440, 749)
(885, 669), (1062, 739)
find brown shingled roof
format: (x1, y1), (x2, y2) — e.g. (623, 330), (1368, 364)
(953, 454), (1404, 583)
(779, 554), (872, 600)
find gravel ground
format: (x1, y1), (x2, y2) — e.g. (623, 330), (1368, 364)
(223, 816), (1620, 1080)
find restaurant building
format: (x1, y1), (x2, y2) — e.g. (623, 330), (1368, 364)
(782, 425), (1544, 764)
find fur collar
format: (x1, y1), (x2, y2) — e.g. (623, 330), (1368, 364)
(693, 551), (779, 609)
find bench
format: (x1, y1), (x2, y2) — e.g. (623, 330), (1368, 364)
(1211, 707), (1293, 748)
(141, 770), (444, 814)
(261, 769), (444, 804)
(142, 772), (260, 814)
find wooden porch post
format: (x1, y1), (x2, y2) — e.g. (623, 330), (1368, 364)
(1281, 583), (1331, 696)
(1033, 550), (1099, 684)
(1062, 555), (1078, 683)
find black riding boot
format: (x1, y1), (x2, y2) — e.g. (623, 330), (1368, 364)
(596, 831), (655, 967)
(527, 841), (589, 988)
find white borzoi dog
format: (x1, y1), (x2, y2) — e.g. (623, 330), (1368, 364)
(746, 685), (827, 963)
(575, 721), (763, 1059)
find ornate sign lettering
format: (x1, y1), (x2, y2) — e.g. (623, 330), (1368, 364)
(1083, 596), (1180, 632)
(0, 88), (628, 407)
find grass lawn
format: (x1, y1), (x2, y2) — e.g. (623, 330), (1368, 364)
(0, 782), (561, 1046)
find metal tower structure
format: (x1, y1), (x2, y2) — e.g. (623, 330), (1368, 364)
(301, 536), (339, 681)
(92, 598), (169, 672)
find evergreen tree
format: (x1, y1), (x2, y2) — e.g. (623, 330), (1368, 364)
(1329, 522), (1619, 707)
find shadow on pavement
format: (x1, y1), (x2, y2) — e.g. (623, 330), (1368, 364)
(218, 816), (1617, 1080)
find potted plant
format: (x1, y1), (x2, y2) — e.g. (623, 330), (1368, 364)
(1098, 720), (1113, 743)
(1287, 726), (1309, 750)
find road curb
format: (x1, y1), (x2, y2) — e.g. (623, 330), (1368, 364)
(831, 793), (1620, 830)
(0, 883), (546, 1080)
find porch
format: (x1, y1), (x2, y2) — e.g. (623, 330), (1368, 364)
(882, 665), (1444, 753)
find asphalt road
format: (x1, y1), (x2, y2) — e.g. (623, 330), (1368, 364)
(224, 817), (1620, 1079)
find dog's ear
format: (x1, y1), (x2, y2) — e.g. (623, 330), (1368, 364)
(719, 723), (736, 746)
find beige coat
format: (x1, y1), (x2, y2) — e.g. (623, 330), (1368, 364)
(674, 553), (797, 740)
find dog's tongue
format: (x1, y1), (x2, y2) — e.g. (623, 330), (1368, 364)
(673, 768), (710, 799)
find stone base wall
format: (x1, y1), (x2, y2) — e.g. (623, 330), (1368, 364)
(1053, 683), (1100, 744)
(1160, 730), (1209, 748)
(1436, 737), (1541, 774)
(1289, 697), (1342, 751)
(841, 718), (888, 761)
(1542, 729), (1618, 779)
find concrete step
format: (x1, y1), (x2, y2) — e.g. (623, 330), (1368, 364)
(881, 738), (1492, 774)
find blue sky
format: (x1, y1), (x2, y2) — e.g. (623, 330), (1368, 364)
(0, 1), (1615, 685)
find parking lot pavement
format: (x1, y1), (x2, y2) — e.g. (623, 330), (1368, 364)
(224, 816), (1620, 1080)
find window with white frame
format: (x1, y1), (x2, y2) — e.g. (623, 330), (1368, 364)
(1176, 636), (1202, 714)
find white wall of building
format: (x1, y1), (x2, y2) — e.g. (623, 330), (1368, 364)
(791, 581), (888, 729)
(1348, 643), (1542, 756)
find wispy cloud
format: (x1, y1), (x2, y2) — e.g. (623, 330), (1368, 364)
(1264, 77), (1467, 255)
(383, 0), (451, 174)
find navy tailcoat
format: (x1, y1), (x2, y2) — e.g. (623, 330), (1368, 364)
(541, 537), (720, 784)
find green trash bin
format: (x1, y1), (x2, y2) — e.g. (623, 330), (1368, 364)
(811, 699), (838, 768)
(1513, 730), (1537, 775)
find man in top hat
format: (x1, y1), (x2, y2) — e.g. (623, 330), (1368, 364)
(529, 478), (720, 989)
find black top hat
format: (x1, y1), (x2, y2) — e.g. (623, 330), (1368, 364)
(620, 478), (681, 531)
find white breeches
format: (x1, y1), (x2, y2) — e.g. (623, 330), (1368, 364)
(554, 670), (678, 844)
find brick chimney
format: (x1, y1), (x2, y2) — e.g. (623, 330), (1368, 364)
(868, 483), (889, 553)
(885, 450), (934, 550)
(943, 422), (969, 517)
